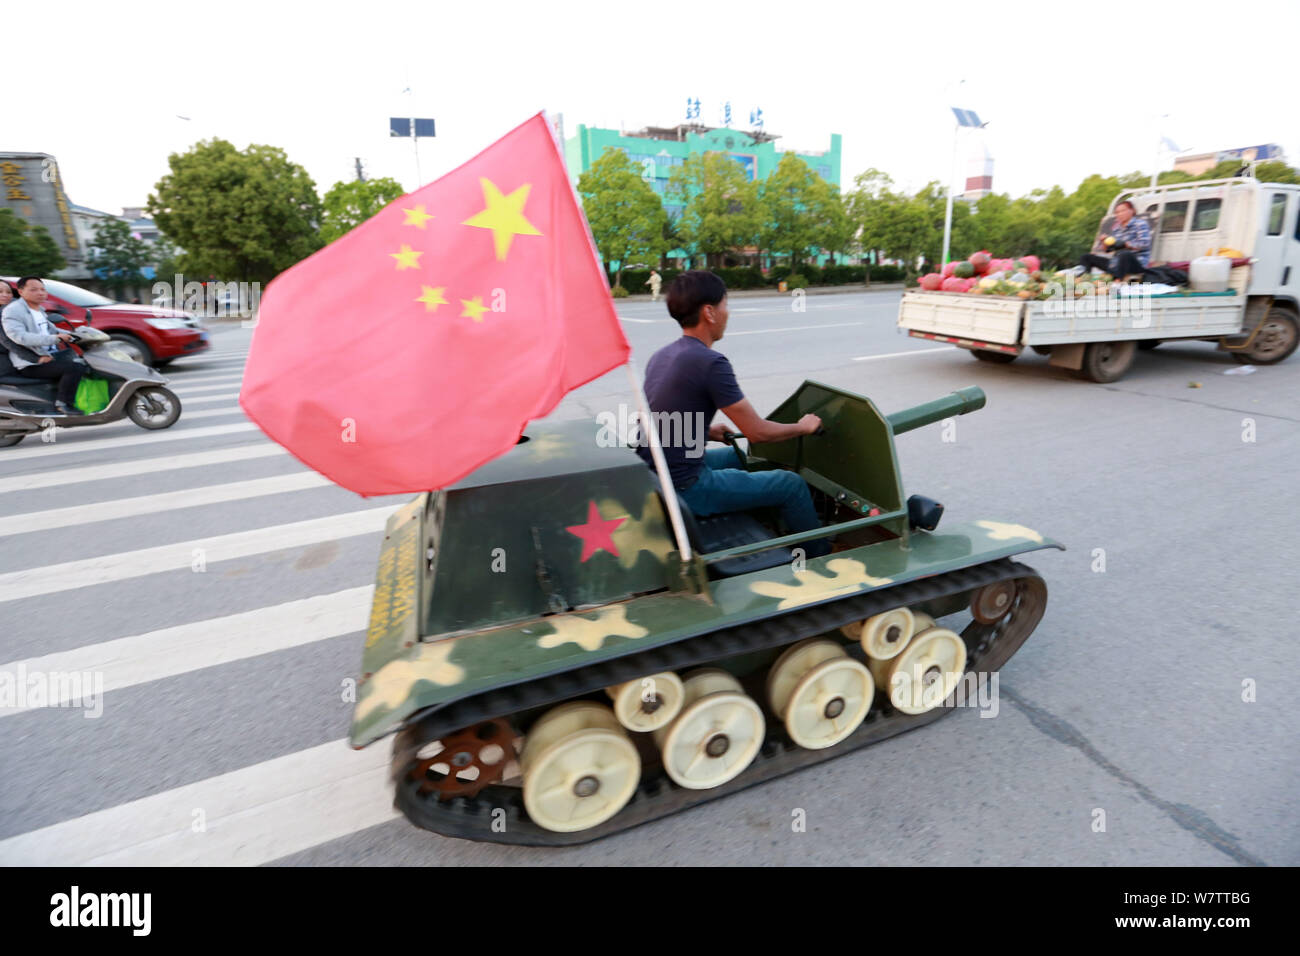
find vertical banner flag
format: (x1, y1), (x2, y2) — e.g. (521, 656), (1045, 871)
(240, 112), (629, 496)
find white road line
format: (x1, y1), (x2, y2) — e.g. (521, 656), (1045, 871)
(0, 586), (372, 716)
(727, 321), (863, 337)
(851, 347), (951, 362)
(0, 422), (260, 461)
(182, 391), (240, 405)
(0, 739), (397, 865)
(0, 506), (392, 602)
(0, 444), (288, 494)
(165, 371), (243, 386)
(0, 471), (331, 536)
(171, 381), (242, 394)
(619, 317), (659, 324)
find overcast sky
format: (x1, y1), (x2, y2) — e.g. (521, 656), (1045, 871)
(7, 0), (1298, 216)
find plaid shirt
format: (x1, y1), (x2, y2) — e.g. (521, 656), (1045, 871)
(1111, 216), (1152, 268)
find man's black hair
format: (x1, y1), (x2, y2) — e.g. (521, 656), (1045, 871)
(15, 276), (43, 290)
(665, 270), (727, 328)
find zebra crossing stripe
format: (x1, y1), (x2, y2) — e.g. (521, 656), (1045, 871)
(0, 444), (288, 493)
(0, 506), (394, 602)
(0, 586), (372, 716)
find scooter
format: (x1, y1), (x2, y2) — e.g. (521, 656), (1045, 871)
(0, 326), (181, 447)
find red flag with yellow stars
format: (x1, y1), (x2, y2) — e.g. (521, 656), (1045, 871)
(239, 112), (628, 496)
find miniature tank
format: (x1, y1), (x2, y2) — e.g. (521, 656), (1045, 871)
(351, 381), (1061, 845)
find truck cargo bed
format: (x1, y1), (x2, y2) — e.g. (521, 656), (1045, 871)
(897, 290), (1246, 348)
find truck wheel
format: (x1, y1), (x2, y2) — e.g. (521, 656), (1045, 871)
(1075, 341), (1136, 383)
(1031, 346), (1051, 356)
(109, 333), (153, 366)
(1137, 340), (1162, 350)
(972, 349), (1016, 364)
(1231, 307), (1298, 365)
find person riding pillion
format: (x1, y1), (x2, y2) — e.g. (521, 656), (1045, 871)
(1, 276), (86, 415)
(635, 270), (830, 557)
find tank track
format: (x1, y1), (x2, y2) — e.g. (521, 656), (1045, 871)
(391, 557), (1047, 846)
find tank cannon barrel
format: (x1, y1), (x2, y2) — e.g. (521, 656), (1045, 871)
(886, 386), (986, 435)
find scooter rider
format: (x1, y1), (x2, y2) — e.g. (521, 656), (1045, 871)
(1, 276), (86, 415)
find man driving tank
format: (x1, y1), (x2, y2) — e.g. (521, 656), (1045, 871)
(635, 270), (829, 557)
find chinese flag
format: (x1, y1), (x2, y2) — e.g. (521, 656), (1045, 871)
(240, 113), (629, 496)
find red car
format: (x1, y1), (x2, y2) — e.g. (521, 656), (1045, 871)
(1, 277), (210, 367)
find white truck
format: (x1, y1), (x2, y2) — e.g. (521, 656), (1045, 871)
(896, 177), (1300, 382)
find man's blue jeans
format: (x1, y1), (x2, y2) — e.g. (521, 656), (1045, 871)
(678, 447), (830, 558)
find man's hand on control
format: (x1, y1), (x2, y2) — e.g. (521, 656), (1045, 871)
(708, 422), (732, 443)
(799, 413), (822, 435)
(56, 333), (74, 343)
(38, 355), (53, 364)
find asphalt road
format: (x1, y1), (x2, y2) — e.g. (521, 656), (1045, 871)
(1, 289), (1296, 866)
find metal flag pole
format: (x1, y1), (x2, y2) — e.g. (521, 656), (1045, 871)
(540, 106), (693, 562)
(624, 360), (693, 562)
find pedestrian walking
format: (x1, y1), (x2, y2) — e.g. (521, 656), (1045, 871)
(646, 270), (662, 302)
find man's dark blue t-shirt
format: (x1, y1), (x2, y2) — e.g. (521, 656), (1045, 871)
(635, 336), (744, 489)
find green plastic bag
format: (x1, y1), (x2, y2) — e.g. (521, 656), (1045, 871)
(74, 376), (111, 414)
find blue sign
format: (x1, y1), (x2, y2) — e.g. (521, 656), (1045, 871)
(951, 107), (983, 128)
(686, 97), (701, 120)
(749, 107), (764, 128)
(1216, 144), (1282, 162)
(729, 152), (757, 182)
(724, 102), (732, 126)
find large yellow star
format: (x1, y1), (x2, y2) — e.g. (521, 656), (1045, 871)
(389, 243), (423, 270)
(402, 204), (434, 229)
(416, 285), (448, 312)
(461, 178), (542, 260)
(460, 296), (490, 322)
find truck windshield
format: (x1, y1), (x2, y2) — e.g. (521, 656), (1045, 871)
(39, 280), (116, 307)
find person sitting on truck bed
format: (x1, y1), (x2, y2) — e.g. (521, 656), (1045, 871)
(635, 270), (830, 557)
(1078, 200), (1152, 279)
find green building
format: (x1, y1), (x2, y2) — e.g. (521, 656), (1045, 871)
(564, 122), (842, 222)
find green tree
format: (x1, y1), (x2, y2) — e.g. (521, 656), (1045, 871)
(320, 176), (406, 244)
(577, 149), (669, 288)
(669, 152), (760, 267)
(846, 170), (932, 277)
(147, 138), (323, 284)
(760, 154), (831, 270)
(0, 209), (66, 275)
(150, 236), (182, 281)
(87, 218), (151, 294)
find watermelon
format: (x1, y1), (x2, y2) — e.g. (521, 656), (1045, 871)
(969, 251), (992, 274)
(941, 261), (958, 278)
(919, 272), (944, 291)
(941, 276), (966, 292)
(953, 261), (975, 279)
(1020, 255), (1041, 273)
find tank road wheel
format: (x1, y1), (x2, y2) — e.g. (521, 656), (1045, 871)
(766, 639), (872, 750)
(1075, 340), (1136, 383)
(520, 702), (640, 834)
(606, 672), (685, 734)
(868, 615), (968, 715)
(654, 669), (764, 790)
(408, 719), (514, 800)
(1231, 307), (1298, 365)
(970, 580), (1017, 624)
(843, 606), (915, 661)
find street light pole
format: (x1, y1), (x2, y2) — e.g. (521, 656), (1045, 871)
(941, 123), (960, 267)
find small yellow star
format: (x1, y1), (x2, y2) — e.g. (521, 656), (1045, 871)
(402, 204), (434, 229)
(389, 243), (423, 270)
(415, 285), (448, 312)
(461, 177), (542, 260)
(460, 296), (490, 322)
